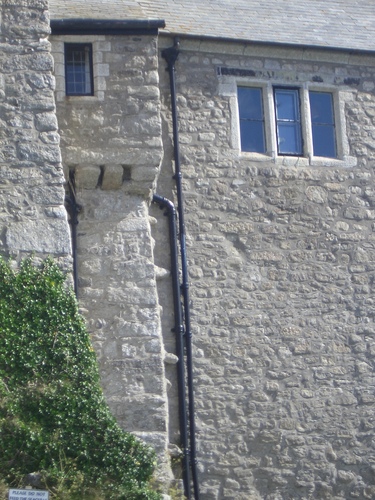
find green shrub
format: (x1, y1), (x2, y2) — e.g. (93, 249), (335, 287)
(0, 257), (160, 499)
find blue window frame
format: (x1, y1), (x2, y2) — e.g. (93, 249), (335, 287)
(237, 87), (266, 153)
(309, 91), (336, 158)
(65, 43), (93, 96)
(274, 88), (302, 156)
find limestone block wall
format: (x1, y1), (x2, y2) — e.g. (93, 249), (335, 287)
(51, 33), (172, 482)
(75, 190), (170, 474)
(52, 34), (163, 196)
(0, 0), (70, 264)
(155, 39), (375, 499)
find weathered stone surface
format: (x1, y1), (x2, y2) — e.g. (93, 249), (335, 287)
(75, 165), (101, 189)
(152, 41), (375, 499)
(73, 189), (171, 481)
(38, 9), (375, 499)
(6, 219), (71, 254)
(35, 112), (59, 132)
(51, 33), (163, 196)
(0, 0), (70, 263)
(102, 164), (124, 190)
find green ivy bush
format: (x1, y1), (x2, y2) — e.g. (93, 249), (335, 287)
(0, 258), (160, 499)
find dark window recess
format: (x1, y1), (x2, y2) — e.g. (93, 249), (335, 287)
(238, 87), (266, 153)
(309, 91), (336, 158)
(65, 43), (93, 96)
(274, 88), (302, 156)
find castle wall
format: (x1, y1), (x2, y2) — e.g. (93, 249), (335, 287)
(154, 39), (375, 499)
(0, 0), (70, 265)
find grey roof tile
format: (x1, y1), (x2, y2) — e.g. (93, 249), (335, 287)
(49, 0), (375, 52)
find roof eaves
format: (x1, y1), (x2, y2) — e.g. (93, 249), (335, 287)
(161, 31), (375, 56)
(50, 18), (166, 35)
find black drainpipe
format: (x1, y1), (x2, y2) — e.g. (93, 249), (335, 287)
(65, 171), (80, 297)
(153, 194), (191, 499)
(161, 38), (200, 500)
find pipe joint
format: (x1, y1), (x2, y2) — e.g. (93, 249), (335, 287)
(172, 325), (185, 335)
(173, 172), (183, 180)
(162, 36), (180, 69)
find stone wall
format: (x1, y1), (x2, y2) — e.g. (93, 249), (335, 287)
(49, 20), (375, 498)
(50, 33), (173, 485)
(0, 0), (70, 265)
(154, 39), (375, 499)
(4, 1), (375, 497)
(52, 34), (163, 196)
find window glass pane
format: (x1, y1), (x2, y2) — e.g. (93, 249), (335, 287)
(238, 87), (263, 120)
(274, 88), (302, 155)
(240, 121), (265, 153)
(275, 89), (299, 121)
(310, 92), (334, 125)
(277, 122), (302, 155)
(238, 87), (265, 153)
(65, 44), (93, 96)
(309, 91), (336, 158)
(312, 125), (336, 157)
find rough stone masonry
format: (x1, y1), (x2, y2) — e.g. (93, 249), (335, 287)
(50, 30), (174, 486)
(0, 0), (70, 266)
(152, 39), (375, 499)
(4, 0), (375, 498)
(1, 0), (174, 490)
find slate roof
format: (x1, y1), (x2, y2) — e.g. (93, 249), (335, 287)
(49, 0), (375, 53)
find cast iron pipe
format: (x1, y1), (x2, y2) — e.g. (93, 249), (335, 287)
(153, 194), (191, 499)
(162, 38), (200, 500)
(65, 173), (81, 297)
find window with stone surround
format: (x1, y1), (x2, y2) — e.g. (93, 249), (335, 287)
(51, 36), (109, 102)
(65, 43), (93, 96)
(237, 85), (338, 160)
